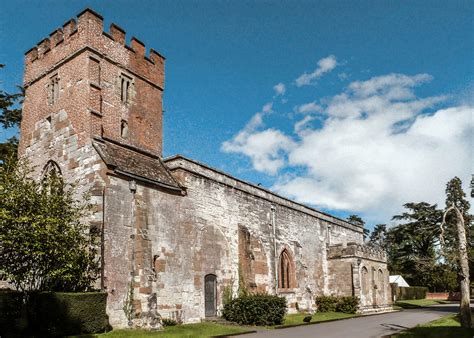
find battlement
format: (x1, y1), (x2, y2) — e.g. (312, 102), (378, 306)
(23, 8), (165, 88)
(328, 242), (387, 262)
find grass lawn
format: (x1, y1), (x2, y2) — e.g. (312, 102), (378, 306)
(392, 314), (474, 338)
(395, 299), (453, 309)
(81, 312), (359, 336)
(83, 322), (253, 338)
(279, 311), (357, 327)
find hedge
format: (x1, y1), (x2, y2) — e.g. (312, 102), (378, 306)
(315, 295), (338, 312)
(336, 296), (359, 314)
(0, 291), (109, 337)
(392, 286), (428, 300)
(222, 294), (287, 326)
(315, 295), (359, 314)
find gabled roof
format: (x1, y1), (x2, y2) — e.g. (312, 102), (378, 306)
(93, 138), (182, 192)
(389, 275), (410, 287)
(164, 154), (364, 232)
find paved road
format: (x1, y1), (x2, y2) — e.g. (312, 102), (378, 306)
(244, 303), (463, 338)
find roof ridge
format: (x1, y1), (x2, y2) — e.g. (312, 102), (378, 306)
(164, 154), (360, 229)
(92, 139), (183, 192)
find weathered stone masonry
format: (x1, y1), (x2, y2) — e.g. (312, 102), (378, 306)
(19, 8), (392, 329)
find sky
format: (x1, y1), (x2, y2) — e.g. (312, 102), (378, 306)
(0, 0), (473, 229)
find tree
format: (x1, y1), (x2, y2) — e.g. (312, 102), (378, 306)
(0, 158), (99, 292)
(368, 223), (387, 249)
(347, 215), (369, 240)
(0, 64), (23, 163)
(441, 205), (472, 328)
(443, 178), (473, 273)
(388, 202), (443, 288)
(440, 177), (472, 328)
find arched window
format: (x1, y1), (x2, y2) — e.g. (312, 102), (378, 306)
(42, 160), (62, 180)
(278, 249), (293, 289)
(41, 161), (63, 195)
(378, 269), (384, 293)
(372, 267), (376, 289)
(361, 266), (369, 294)
(121, 120), (129, 139)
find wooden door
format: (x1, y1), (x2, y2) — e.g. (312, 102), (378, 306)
(204, 274), (217, 317)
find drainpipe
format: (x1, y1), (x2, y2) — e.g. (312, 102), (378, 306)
(327, 224), (332, 246)
(100, 186), (107, 291)
(129, 180), (137, 325)
(271, 205), (278, 294)
(129, 180), (137, 274)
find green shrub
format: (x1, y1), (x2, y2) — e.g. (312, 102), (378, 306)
(336, 296), (359, 314)
(394, 286), (428, 300)
(162, 318), (178, 327)
(315, 296), (338, 312)
(0, 290), (26, 337)
(222, 282), (234, 306)
(222, 293), (287, 326)
(0, 291), (109, 337)
(316, 295), (359, 314)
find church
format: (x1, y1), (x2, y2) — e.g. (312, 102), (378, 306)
(19, 8), (392, 328)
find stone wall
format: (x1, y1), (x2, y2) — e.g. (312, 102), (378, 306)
(102, 155), (369, 327)
(328, 243), (392, 312)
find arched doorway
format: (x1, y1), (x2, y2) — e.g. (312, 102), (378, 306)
(204, 274), (217, 317)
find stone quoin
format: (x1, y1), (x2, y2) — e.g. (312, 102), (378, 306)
(19, 8), (392, 329)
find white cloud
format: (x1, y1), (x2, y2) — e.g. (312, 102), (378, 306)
(273, 83), (286, 96)
(262, 102), (273, 113)
(294, 115), (314, 135)
(297, 102), (322, 114)
(221, 104), (295, 175)
(222, 72), (473, 223)
(296, 55), (338, 87)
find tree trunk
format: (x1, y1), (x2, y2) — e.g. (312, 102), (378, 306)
(444, 206), (472, 328)
(454, 207), (472, 328)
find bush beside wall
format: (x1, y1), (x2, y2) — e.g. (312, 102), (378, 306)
(222, 294), (287, 326)
(392, 286), (428, 300)
(315, 296), (338, 312)
(0, 291), (108, 337)
(315, 295), (359, 314)
(336, 296), (360, 314)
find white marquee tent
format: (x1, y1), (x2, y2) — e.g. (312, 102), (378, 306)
(389, 275), (410, 287)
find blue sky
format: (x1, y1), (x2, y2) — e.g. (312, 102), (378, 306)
(1, 0), (473, 229)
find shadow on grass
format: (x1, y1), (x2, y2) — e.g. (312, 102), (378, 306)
(388, 313), (474, 338)
(395, 301), (455, 310)
(393, 326), (474, 338)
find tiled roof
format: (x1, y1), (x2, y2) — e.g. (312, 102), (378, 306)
(93, 139), (182, 191)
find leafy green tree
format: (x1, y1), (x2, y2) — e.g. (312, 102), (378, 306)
(388, 202), (442, 288)
(0, 158), (99, 292)
(0, 136), (18, 162)
(443, 177), (473, 274)
(347, 214), (369, 240)
(0, 64), (23, 163)
(441, 177), (472, 328)
(368, 223), (387, 249)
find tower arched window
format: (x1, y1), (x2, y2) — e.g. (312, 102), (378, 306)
(41, 160), (63, 194)
(42, 160), (62, 180)
(278, 249), (294, 289)
(121, 120), (129, 139)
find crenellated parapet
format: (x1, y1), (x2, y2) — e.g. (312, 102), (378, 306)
(328, 242), (387, 262)
(24, 8), (165, 89)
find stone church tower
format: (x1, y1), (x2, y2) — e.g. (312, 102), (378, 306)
(21, 9), (165, 157)
(19, 8), (392, 329)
